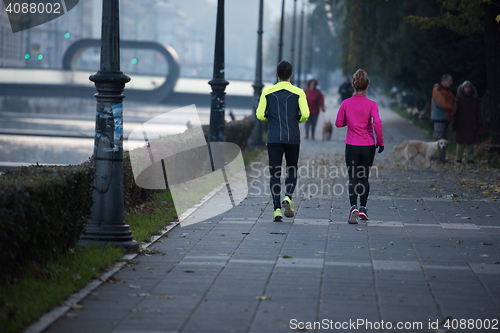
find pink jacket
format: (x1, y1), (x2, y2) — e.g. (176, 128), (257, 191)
(335, 94), (383, 146)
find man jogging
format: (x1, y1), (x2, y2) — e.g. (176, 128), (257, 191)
(256, 61), (310, 221)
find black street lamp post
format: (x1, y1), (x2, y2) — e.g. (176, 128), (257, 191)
(278, 0), (285, 65)
(297, 0), (304, 88)
(208, 0), (229, 146)
(248, 0), (264, 148)
(80, 0), (138, 251)
(290, 0), (297, 84)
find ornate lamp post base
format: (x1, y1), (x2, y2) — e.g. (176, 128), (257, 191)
(79, 226), (138, 250)
(79, 0), (138, 253)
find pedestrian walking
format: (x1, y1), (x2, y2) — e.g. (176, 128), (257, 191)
(256, 61), (310, 222)
(335, 69), (384, 224)
(304, 78), (325, 140)
(338, 77), (354, 102)
(453, 80), (482, 164)
(431, 74), (456, 163)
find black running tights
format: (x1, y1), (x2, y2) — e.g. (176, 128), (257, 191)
(268, 143), (300, 210)
(345, 144), (376, 207)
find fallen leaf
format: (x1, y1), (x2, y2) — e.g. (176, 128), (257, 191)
(129, 293), (150, 297)
(129, 285), (141, 289)
(256, 296), (273, 300)
(480, 254), (491, 257)
(283, 255), (293, 259)
(184, 270), (196, 273)
(71, 304), (85, 310)
(159, 295), (175, 299)
(356, 228), (363, 231)
(106, 276), (122, 283)
(63, 312), (78, 318)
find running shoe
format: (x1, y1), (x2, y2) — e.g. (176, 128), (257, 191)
(359, 206), (369, 220)
(282, 196), (295, 218)
(273, 208), (283, 222)
(348, 205), (359, 224)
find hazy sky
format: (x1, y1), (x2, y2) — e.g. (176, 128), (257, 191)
(171, 0), (311, 80)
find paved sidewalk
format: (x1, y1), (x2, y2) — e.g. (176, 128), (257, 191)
(44, 94), (500, 333)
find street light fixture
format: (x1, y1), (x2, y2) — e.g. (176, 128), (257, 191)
(248, 0), (265, 148)
(290, 0), (297, 84)
(79, 0), (138, 252)
(208, 0), (229, 147)
(297, 0), (304, 88)
(277, 0), (285, 67)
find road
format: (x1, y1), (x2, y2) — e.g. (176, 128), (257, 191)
(0, 101), (252, 171)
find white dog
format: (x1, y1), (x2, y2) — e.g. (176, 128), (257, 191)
(394, 139), (448, 169)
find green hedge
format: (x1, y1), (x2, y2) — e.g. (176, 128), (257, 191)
(202, 117), (254, 149)
(0, 165), (95, 280)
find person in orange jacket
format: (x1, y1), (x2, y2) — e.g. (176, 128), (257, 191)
(430, 74), (456, 163)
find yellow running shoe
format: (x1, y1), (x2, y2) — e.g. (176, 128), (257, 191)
(273, 208), (283, 222)
(282, 196), (295, 218)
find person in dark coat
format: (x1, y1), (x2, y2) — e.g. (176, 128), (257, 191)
(453, 80), (482, 164)
(338, 77), (354, 101)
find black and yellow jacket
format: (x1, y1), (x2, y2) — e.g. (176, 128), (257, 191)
(256, 81), (310, 144)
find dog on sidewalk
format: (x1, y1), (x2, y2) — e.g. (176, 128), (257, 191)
(322, 120), (333, 141)
(394, 139), (448, 169)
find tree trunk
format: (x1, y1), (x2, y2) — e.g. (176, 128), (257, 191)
(484, 3), (500, 144)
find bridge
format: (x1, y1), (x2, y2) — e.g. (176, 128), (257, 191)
(0, 39), (259, 106)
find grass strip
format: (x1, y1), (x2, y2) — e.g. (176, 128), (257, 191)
(243, 147), (263, 167)
(0, 246), (125, 333)
(126, 189), (177, 243)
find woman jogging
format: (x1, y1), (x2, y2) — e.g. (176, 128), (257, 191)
(335, 69), (384, 224)
(256, 61), (310, 222)
(453, 80), (482, 164)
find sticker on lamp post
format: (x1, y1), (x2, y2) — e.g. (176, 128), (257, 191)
(127, 105), (248, 227)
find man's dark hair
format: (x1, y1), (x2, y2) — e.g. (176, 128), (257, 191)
(277, 61), (293, 80)
(441, 73), (452, 82)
